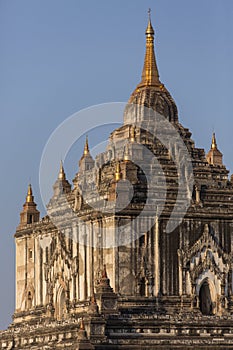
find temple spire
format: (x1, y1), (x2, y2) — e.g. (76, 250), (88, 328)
(84, 135), (89, 156)
(140, 9), (160, 87)
(78, 135), (94, 172)
(125, 9), (179, 124)
(206, 132), (223, 166)
(52, 161), (71, 197)
(211, 132), (217, 150)
(26, 184), (34, 203)
(58, 160), (66, 180)
(18, 184), (40, 229)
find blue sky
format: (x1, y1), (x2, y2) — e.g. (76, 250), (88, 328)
(0, 0), (233, 329)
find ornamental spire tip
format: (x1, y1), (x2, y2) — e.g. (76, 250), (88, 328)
(58, 160), (66, 180)
(84, 135), (89, 155)
(26, 184), (34, 203)
(211, 132), (217, 150)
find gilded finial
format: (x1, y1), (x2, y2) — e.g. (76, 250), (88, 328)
(26, 184), (34, 203)
(115, 161), (121, 181)
(146, 8), (154, 35)
(84, 135), (89, 155)
(58, 160), (66, 180)
(211, 132), (217, 150)
(139, 9), (160, 86)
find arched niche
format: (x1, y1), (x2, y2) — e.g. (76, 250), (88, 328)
(55, 286), (66, 320)
(26, 291), (33, 310)
(198, 278), (216, 315)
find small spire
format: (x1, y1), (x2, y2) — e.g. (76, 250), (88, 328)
(102, 264), (108, 279)
(78, 318), (88, 341)
(115, 161), (121, 181)
(58, 160), (66, 180)
(26, 184), (34, 203)
(140, 9), (160, 86)
(18, 183), (40, 229)
(80, 318), (85, 330)
(89, 292), (99, 314)
(91, 293), (96, 304)
(78, 135), (94, 172)
(84, 135), (89, 156)
(211, 132), (217, 150)
(206, 132), (223, 166)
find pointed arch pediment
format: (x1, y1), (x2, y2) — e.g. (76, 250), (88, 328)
(179, 224), (230, 284)
(180, 224), (229, 267)
(44, 233), (73, 290)
(50, 233), (72, 269)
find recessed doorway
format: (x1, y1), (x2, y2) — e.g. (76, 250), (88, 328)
(199, 281), (213, 315)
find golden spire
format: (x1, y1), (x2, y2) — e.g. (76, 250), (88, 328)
(80, 318), (85, 330)
(26, 184), (34, 203)
(84, 135), (89, 156)
(140, 9), (160, 87)
(206, 132), (223, 166)
(58, 160), (66, 180)
(115, 161), (121, 181)
(78, 318), (88, 341)
(211, 132), (217, 150)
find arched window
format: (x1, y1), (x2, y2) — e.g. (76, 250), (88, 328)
(56, 288), (66, 320)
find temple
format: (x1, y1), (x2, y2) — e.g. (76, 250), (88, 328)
(1, 12), (233, 350)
